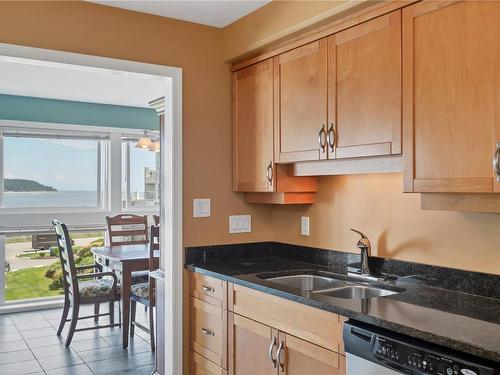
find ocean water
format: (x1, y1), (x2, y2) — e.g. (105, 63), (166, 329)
(4, 191), (98, 208)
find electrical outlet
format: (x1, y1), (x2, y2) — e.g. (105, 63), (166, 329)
(229, 215), (251, 233)
(193, 199), (211, 217)
(301, 216), (310, 236)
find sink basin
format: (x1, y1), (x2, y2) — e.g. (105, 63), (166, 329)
(316, 285), (400, 299)
(263, 274), (351, 291)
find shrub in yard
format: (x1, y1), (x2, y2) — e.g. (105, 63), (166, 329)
(44, 261), (61, 279)
(44, 237), (105, 290)
(49, 247), (59, 257)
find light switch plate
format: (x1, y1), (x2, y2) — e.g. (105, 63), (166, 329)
(229, 215), (251, 233)
(193, 199), (211, 217)
(301, 216), (310, 236)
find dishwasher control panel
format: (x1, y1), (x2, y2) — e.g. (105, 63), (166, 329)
(343, 320), (498, 375)
(375, 336), (486, 375)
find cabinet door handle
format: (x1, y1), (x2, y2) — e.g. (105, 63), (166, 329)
(266, 161), (273, 185)
(327, 123), (336, 153)
(276, 340), (285, 372)
(318, 125), (327, 153)
(268, 336), (277, 368)
(201, 285), (214, 293)
(201, 328), (215, 336)
(494, 142), (500, 182)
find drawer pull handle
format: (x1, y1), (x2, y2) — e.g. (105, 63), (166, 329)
(201, 328), (215, 336)
(268, 336), (277, 368)
(201, 285), (214, 293)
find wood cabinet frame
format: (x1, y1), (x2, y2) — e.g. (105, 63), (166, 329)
(402, 0), (500, 194)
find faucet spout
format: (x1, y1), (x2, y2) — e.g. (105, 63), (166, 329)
(350, 229), (371, 276)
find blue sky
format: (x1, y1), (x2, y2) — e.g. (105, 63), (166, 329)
(4, 137), (156, 192)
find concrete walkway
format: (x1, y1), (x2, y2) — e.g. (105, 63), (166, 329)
(5, 237), (101, 271)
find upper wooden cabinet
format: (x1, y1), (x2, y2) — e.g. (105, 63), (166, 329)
(233, 60), (274, 192)
(232, 59), (318, 203)
(328, 10), (402, 159)
(403, 1), (500, 193)
(274, 39), (328, 163)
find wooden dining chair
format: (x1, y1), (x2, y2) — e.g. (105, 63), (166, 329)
(105, 214), (148, 246)
(52, 220), (121, 347)
(130, 224), (159, 351)
(105, 214), (150, 287)
(153, 214), (160, 226)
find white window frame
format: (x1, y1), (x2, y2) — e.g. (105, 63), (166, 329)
(121, 134), (160, 212)
(0, 124), (110, 213)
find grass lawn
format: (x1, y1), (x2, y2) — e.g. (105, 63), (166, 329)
(5, 265), (63, 301)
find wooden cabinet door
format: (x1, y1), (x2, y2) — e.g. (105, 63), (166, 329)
(274, 39), (328, 163)
(403, 1), (500, 193)
(328, 10), (401, 159)
(228, 313), (278, 375)
(279, 333), (345, 375)
(233, 59), (275, 192)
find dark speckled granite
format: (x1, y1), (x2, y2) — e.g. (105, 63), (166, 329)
(185, 242), (500, 364)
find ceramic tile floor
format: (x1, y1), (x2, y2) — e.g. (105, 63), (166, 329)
(0, 304), (155, 374)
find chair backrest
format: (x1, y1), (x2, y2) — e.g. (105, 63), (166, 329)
(149, 225), (160, 305)
(153, 215), (160, 226)
(52, 220), (78, 299)
(106, 214), (148, 246)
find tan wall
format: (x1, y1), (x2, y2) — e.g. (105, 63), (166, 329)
(272, 174), (500, 275)
(222, 0), (368, 61)
(0, 1), (273, 248)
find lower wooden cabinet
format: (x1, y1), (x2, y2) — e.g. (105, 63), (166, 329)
(228, 312), (346, 375)
(188, 273), (346, 375)
(190, 351), (228, 375)
(281, 333), (346, 375)
(190, 297), (228, 369)
(228, 313), (277, 375)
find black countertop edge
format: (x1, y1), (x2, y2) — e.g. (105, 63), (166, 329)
(186, 262), (500, 364)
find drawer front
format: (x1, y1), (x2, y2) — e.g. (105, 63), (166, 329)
(231, 284), (343, 353)
(190, 350), (228, 375)
(190, 297), (228, 369)
(190, 272), (227, 308)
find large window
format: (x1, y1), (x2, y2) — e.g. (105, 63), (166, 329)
(0, 131), (108, 209)
(122, 138), (160, 209)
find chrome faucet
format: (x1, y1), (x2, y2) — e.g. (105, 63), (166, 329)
(350, 229), (371, 276)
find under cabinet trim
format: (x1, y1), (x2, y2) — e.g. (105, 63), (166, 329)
(292, 155), (402, 176)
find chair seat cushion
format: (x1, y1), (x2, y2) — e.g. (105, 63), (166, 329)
(131, 271), (149, 284)
(131, 282), (150, 299)
(79, 279), (119, 298)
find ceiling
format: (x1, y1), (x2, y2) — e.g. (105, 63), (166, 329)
(0, 57), (166, 108)
(88, 0), (271, 28)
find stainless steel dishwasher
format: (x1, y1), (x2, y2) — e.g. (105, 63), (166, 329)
(343, 320), (498, 375)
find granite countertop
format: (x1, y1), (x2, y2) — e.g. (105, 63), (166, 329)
(185, 244), (500, 364)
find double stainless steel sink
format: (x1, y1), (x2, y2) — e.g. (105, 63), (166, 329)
(257, 272), (403, 299)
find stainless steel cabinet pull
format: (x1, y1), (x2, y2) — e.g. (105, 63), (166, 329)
(494, 142), (500, 182)
(266, 161), (273, 185)
(276, 340), (285, 372)
(318, 125), (327, 153)
(327, 123), (336, 153)
(201, 328), (214, 336)
(201, 285), (214, 293)
(268, 336), (277, 368)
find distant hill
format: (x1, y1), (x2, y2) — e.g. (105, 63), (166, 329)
(5, 179), (57, 192)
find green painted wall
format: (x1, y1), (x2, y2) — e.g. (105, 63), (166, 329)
(0, 94), (158, 130)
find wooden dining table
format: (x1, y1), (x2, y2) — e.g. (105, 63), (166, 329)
(91, 243), (159, 348)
